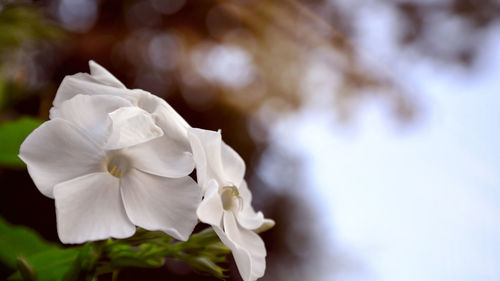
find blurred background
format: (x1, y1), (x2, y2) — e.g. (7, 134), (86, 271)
(0, 0), (499, 280)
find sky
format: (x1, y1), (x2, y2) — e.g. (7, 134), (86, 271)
(263, 4), (500, 281)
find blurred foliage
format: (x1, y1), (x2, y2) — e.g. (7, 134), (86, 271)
(0, 216), (60, 269)
(0, 117), (42, 167)
(8, 248), (81, 281)
(96, 0), (416, 124)
(1, 217), (230, 281)
(0, 3), (65, 115)
(0, 3), (63, 54)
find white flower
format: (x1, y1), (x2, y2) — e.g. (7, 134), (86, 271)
(19, 62), (201, 244)
(52, 61), (193, 171)
(188, 128), (274, 281)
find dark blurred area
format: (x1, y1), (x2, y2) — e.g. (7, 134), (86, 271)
(1, 0), (498, 280)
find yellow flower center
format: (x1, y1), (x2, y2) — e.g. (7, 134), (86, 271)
(108, 164), (122, 178)
(106, 154), (130, 178)
(220, 185), (241, 211)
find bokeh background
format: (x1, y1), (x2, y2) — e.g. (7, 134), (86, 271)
(1, 0), (499, 280)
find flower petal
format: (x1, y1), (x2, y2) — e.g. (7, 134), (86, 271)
(138, 92), (191, 130)
(254, 219), (276, 234)
(123, 125), (194, 178)
(54, 172), (136, 244)
(50, 94), (132, 145)
(187, 128), (215, 188)
(214, 226), (252, 280)
(236, 181), (264, 230)
(187, 130), (231, 186)
(188, 128), (245, 189)
(19, 119), (105, 198)
(120, 169), (202, 241)
(89, 60), (126, 89)
(104, 107), (164, 150)
(221, 141), (246, 187)
(119, 94), (194, 178)
(124, 140), (194, 178)
(53, 73), (137, 108)
(237, 210), (265, 231)
(196, 180), (223, 226)
(221, 213), (266, 281)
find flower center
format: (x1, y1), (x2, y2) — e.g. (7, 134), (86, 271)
(220, 185), (241, 211)
(106, 154), (130, 178)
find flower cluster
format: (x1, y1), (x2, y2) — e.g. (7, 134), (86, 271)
(19, 61), (274, 281)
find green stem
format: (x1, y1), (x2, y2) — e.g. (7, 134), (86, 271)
(91, 227), (230, 279)
(111, 270), (119, 281)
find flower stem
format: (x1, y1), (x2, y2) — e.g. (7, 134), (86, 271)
(91, 227), (230, 279)
(111, 270), (119, 281)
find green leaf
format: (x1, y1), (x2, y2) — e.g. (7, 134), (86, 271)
(62, 243), (101, 281)
(0, 217), (59, 269)
(0, 117), (43, 167)
(108, 243), (165, 268)
(16, 257), (37, 281)
(9, 248), (80, 281)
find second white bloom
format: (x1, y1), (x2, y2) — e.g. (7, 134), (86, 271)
(188, 128), (274, 281)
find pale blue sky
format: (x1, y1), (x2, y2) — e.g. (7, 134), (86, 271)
(262, 4), (500, 281)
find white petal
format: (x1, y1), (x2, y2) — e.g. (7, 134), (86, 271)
(53, 73), (137, 108)
(236, 181), (264, 230)
(188, 128), (212, 188)
(196, 180), (223, 226)
(120, 169), (202, 241)
(222, 213), (266, 281)
(237, 210), (265, 231)
(137, 92), (191, 130)
(19, 119), (105, 198)
(188, 128), (226, 187)
(254, 219), (275, 234)
(89, 60), (126, 89)
(121, 94), (193, 178)
(104, 107), (164, 150)
(214, 226), (252, 280)
(50, 94), (132, 144)
(221, 141), (246, 187)
(188, 128), (245, 189)
(123, 133), (194, 178)
(54, 172), (136, 244)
